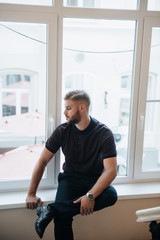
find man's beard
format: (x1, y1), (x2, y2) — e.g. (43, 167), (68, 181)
(67, 111), (81, 124)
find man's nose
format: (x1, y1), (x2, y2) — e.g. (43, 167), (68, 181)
(64, 109), (67, 115)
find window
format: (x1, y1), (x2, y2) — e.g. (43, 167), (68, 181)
(148, 0), (160, 11)
(62, 18), (136, 177)
(0, 21), (47, 185)
(0, 0), (53, 6)
(135, 18), (160, 179)
(63, 0), (138, 10)
(0, 0), (160, 192)
(0, 15), (57, 191)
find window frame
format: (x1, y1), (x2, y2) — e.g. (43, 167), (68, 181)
(0, 0), (160, 192)
(0, 8), (58, 191)
(60, 1), (160, 184)
(134, 17), (160, 180)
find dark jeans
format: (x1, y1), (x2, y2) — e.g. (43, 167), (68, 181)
(49, 172), (118, 240)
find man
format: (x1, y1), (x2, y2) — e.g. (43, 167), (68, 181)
(26, 90), (118, 240)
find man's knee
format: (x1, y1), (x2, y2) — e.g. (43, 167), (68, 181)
(104, 185), (118, 206)
(95, 185), (117, 211)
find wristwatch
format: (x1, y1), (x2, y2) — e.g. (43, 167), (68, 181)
(86, 192), (95, 200)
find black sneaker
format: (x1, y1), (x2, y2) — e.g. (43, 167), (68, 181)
(35, 205), (53, 238)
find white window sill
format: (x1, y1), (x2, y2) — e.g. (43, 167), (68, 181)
(0, 182), (160, 210)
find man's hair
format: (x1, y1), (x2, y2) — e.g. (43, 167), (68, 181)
(64, 90), (90, 109)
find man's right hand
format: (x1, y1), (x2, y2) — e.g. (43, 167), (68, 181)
(26, 195), (43, 209)
(25, 148), (53, 210)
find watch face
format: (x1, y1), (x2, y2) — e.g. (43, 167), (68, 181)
(88, 193), (95, 200)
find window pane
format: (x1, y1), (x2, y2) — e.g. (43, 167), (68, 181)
(142, 27), (160, 172)
(0, 22), (47, 180)
(62, 18), (136, 176)
(63, 0), (138, 10)
(148, 0), (160, 11)
(0, 0), (53, 6)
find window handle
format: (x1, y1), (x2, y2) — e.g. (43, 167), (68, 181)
(139, 115), (144, 130)
(48, 117), (55, 136)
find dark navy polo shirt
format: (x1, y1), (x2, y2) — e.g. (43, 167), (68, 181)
(45, 117), (117, 177)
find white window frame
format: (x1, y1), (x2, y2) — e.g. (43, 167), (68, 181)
(0, 7), (58, 191)
(134, 17), (160, 180)
(0, 0), (160, 192)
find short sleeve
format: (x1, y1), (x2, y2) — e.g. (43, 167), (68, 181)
(101, 129), (117, 159)
(45, 126), (62, 154)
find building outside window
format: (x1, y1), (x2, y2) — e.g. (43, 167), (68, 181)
(1, 72), (33, 117)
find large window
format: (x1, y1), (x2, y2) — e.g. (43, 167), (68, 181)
(0, 0), (160, 191)
(142, 27), (160, 173)
(135, 17), (160, 179)
(0, 15), (57, 190)
(62, 18), (136, 177)
(0, 21), (47, 188)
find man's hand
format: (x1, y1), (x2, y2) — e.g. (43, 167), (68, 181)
(26, 195), (43, 210)
(74, 195), (95, 216)
(25, 148), (54, 210)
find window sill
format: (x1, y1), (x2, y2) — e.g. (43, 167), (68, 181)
(0, 182), (160, 210)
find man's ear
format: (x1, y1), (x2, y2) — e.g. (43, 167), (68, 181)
(79, 103), (85, 111)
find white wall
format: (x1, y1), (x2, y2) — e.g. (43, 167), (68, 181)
(0, 197), (159, 240)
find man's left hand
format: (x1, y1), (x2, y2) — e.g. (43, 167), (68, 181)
(73, 195), (95, 216)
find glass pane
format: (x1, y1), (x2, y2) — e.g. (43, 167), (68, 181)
(62, 18), (136, 176)
(0, 0), (53, 6)
(64, 0), (138, 10)
(148, 0), (160, 11)
(0, 22), (47, 180)
(142, 27), (160, 172)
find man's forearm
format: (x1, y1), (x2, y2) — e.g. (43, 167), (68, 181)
(26, 160), (46, 209)
(27, 147), (54, 197)
(27, 161), (46, 196)
(88, 168), (117, 198)
(88, 157), (117, 198)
